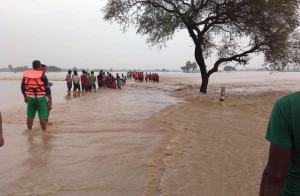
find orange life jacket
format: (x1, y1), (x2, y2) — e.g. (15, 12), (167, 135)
(23, 70), (46, 95)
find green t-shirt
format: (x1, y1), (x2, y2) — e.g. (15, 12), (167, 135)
(265, 91), (300, 195)
(88, 74), (96, 84)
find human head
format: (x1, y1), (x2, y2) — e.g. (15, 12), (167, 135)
(32, 60), (41, 70)
(91, 71), (94, 74)
(68, 70), (72, 74)
(41, 64), (46, 73)
(73, 70), (77, 75)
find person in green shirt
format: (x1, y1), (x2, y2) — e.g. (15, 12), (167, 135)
(88, 71), (96, 92)
(260, 91), (300, 196)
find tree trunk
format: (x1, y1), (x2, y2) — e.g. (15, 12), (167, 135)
(200, 75), (208, 93)
(194, 45), (209, 93)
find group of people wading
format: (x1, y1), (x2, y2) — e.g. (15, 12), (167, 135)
(19, 61), (161, 134)
(127, 71), (159, 82)
(65, 70), (127, 93)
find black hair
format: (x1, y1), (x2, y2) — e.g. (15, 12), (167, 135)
(32, 60), (41, 69)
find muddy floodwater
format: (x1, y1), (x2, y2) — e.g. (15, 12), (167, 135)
(0, 71), (299, 195)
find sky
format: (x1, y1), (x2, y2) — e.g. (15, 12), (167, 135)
(0, 0), (263, 71)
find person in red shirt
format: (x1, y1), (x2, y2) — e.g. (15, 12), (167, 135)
(80, 70), (88, 92)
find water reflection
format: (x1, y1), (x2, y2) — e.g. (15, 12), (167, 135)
(27, 134), (53, 168)
(64, 91), (81, 101)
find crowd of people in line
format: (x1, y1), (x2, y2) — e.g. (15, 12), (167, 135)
(65, 70), (160, 93)
(65, 70), (127, 92)
(16, 61), (162, 134)
(127, 71), (159, 82)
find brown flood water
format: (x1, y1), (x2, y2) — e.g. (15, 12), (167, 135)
(0, 77), (182, 195)
(0, 71), (299, 195)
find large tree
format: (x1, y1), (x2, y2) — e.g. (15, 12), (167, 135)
(102, 0), (300, 93)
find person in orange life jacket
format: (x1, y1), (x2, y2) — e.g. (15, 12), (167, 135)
(41, 64), (52, 125)
(0, 112), (4, 147)
(21, 60), (52, 132)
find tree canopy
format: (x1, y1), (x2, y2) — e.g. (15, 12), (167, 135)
(181, 61), (198, 72)
(223, 66), (236, 72)
(102, 0), (300, 93)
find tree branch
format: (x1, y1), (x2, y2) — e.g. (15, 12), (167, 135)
(208, 44), (261, 75)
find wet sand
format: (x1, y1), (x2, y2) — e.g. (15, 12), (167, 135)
(0, 72), (298, 195)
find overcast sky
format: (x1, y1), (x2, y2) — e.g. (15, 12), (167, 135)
(0, 0), (262, 71)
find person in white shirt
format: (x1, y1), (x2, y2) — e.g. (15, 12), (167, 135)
(72, 70), (81, 92)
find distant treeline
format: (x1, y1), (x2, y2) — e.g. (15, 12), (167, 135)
(0, 65), (179, 73)
(1, 65), (62, 72)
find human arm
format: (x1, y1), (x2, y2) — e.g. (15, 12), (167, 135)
(260, 96), (293, 195)
(0, 112), (4, 147)
(47, 95), (52, 110)
(41, 74), (51, 96)
(41, 74), (52, 108)
(21, 77), (27, 103)
(259, 143), (292, 195)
